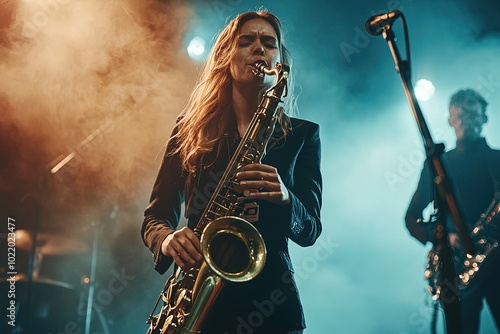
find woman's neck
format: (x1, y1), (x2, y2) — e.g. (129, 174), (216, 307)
(232, 82), (262, 136)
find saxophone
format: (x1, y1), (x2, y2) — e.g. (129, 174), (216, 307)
(425, 191), (500, 299)
(146, 61), (289, 334)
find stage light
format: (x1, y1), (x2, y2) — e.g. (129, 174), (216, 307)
(414, 79), (435, 101)
(187, 36), (206, 60)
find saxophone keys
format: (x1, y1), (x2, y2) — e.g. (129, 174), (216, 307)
(175, 289), (192, 310)
(424, 269), (432, 279)
(162, 315), (179, 334)
(226, 193), (238, 204)
(460, 272), (470, 284)
(245, 153), (255, 162)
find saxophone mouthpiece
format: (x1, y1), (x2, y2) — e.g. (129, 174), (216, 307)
(251, 60), (269, 76)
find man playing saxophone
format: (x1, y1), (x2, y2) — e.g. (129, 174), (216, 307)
(141, 10), (322, 334)
(405, 88), (500, 333)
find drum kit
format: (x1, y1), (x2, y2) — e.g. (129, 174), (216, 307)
(1, 229), (111, 334)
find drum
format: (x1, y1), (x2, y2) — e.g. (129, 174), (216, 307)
(1, 278), (110, 334)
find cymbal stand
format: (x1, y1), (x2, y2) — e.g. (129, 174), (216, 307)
(84, 221), (100, 334)
(17, 181), (45, 333)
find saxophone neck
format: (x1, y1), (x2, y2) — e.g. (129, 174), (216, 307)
(252, 61), (289, 76)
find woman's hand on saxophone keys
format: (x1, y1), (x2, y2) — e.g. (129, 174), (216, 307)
(161, 227), (203, 267)
(236, 163), (290, 206)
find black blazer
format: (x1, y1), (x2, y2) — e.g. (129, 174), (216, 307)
(142, 117), (322, 331)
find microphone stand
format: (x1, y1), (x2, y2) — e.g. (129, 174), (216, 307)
(376, 17), (477, 334)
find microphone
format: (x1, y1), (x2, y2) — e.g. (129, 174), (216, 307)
(365, 10), (402, 36)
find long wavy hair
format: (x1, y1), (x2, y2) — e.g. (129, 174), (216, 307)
(172, 10), (296, 172)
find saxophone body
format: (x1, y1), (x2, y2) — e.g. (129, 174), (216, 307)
(425, 191), (500, 299)
(457, 192), (500, 293)
(146, 61), (290, 334)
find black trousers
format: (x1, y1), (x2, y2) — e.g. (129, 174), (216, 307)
(460, 267), (500, 334)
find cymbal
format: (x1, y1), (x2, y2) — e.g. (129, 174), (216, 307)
(15, 230), (88, 255)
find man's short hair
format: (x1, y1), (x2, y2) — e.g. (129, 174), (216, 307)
(449, 88), (488, 114)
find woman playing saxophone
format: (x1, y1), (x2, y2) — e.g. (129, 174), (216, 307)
(141, 10), (322, 334)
